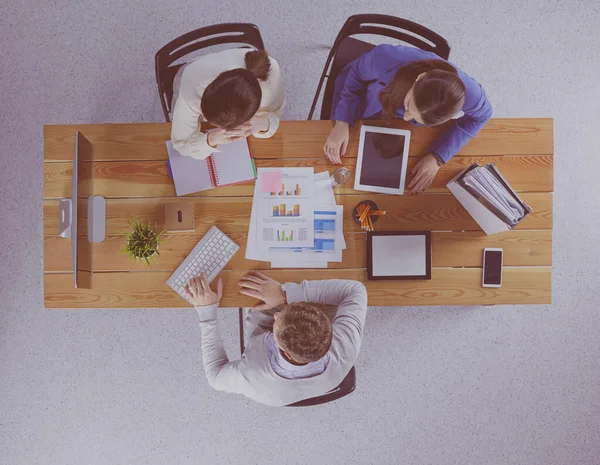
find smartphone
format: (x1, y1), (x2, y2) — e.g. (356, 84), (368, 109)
(482, 248), (503, 288)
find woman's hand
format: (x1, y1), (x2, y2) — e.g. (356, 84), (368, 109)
(184, 273), (223, 307)
(238, 271), (286, 311)
(207, 123), (253, 147)
(323, 121), (349, 165)
(249, 115), (270, 133)
(407, 153), (441, 194)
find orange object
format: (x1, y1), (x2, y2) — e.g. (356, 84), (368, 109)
(359, 205), (371, 222)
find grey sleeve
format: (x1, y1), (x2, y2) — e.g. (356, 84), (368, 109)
(284, 280), (369, 359)
(195, 304), (248, 394)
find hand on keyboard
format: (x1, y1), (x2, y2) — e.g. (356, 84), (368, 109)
(184, 273), (223, 307)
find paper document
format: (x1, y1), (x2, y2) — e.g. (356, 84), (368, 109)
(271, 261), (328, 269)
(267, 205), (345, 266)
(314, 171), (336, 205)
(246, 168), (315, 259)
(461, 166), (526, 225)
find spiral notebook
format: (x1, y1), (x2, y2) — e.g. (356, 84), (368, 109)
(166, 139), (256, 196)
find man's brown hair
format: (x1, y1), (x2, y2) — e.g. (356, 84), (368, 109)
(200, 50), (271, 129)
(274, 302), (333, 364)
(379, 59), (466, 126)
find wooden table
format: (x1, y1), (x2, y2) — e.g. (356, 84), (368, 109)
(43, 119), (553, 308)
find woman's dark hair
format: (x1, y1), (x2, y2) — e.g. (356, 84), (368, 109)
(379, 59), (466, 126)
(200, 50), (271, 129)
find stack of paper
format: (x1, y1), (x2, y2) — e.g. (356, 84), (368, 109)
(460, 166), (526, 225)
(246, 169), (346, 268)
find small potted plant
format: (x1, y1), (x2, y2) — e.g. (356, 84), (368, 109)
(123, 217), (163, 264)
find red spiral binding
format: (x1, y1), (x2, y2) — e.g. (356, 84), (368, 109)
(206, 155), (219, 187)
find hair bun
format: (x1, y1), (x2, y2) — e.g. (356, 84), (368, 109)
(244, 50), (271, 81)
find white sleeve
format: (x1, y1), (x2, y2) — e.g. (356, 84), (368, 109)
(171, 87), (217, 160)
(252, 58), (285, 139)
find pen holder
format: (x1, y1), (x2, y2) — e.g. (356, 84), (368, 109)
(352, 200), (380, 226)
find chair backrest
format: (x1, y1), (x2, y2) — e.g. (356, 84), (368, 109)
(237, 308), (356, 407)
(155, 23), (265, 122)
(308, 14), (451, 120)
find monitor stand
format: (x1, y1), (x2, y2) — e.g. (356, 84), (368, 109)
(58, 196), (106, 242)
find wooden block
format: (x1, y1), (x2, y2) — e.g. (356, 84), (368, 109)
(44, 267), (552, 308)
(165, 202), (195, 232)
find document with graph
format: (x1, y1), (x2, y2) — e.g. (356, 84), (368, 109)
(246, 168), (315, 259)
(269, 205), (345, 267)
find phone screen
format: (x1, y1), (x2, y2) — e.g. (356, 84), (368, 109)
(484, 250), (503, 285)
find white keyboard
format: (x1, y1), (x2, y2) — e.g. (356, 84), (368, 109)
(167, 226), (239, 302)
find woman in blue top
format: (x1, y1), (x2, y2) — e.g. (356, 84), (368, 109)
(324, 44), (493, 193)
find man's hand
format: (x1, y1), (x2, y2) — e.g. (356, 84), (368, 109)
(407, 153), (441, 194)
(207, 123), (253, 147)
(239, 271), (286, 311)
(323, 121), (349, 165)
(184, 273), (223, 307)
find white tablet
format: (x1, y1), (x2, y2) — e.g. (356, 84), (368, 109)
(354, 125), (411, 195)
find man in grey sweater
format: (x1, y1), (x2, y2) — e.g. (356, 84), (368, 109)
(185, 271), (368, 407)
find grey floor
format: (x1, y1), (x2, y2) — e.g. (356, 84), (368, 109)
(1, 1), (599, 464)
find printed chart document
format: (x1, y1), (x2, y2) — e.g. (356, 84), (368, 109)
(269, 205), (344, 267)
(246, 168), (315, 259)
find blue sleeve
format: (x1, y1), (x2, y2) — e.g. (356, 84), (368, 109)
(331, 45), (393, 126)
(429, 74), (493, 163)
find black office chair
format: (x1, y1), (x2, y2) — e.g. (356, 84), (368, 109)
(308, 14), (451, 120)
(238, 308), (356, 407)
(155, 23), (266, 122)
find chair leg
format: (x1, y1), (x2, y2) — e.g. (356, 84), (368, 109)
(238, 307), (245, 355)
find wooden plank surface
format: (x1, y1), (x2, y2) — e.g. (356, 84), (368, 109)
(44, 119), (554, 162)
(43, 267), (552, 308)
(44, 230), (552, 272)
(43, 118), (554, 308)
(43, 192), (552, 237)
(44, 154), (554, 199)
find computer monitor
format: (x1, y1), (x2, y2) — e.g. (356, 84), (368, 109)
(58, 132), (105, 288)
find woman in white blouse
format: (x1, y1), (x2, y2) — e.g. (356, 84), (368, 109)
(171, 48), (285, 159)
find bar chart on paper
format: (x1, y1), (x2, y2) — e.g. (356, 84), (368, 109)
(272, 204), (301, 217)
(262, 226), (309, 242)
(269, 183), (301, 196)
(277, 230), (294, 241)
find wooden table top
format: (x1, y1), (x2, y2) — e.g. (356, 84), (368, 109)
(43, 118), (553, 308)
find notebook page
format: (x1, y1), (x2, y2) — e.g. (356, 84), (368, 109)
(166, 141), (212, 196)
(210, 138), (255, 186)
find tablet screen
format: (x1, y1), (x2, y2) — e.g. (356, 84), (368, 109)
(359, 131), (407, 188)
(371, 235), (427, 277)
